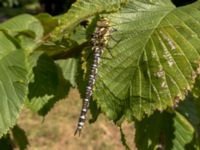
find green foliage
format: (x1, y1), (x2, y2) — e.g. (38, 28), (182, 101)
(0, 0), (200, 149)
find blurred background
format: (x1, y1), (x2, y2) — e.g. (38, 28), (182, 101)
(0, 0), (76, 21)
(17, 89), (135, 150)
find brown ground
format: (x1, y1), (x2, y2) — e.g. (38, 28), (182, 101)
(17, 89), (136, 150)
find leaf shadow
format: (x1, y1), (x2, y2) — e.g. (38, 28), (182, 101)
(28, 53), (71, 116)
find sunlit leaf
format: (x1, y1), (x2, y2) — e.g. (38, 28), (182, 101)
(93, 0), (200, 121)
(0, 14), (43, 53)
(0, 49), (27, 137)
(0, 14), (43, 137)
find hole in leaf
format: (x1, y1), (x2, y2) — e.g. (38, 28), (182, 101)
(171, 0), (197, 7)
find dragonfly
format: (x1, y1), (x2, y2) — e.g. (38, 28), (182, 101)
(74, 17), (114, 136)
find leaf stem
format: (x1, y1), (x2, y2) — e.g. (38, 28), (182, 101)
(52, 41), (90, 60)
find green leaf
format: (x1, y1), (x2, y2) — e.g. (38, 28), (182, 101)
(135, 111), (194, 150)
(173, 111), (194, 150)
(0, 14), (43, 40)
(93, 0), (200, 120)
(0, 32), (16, 60)
(0, 49), (27, 137)
(0, 22), (28, 137)
(69, 25), (88, 44)
(36, 13), (58, 35)
(0, 14), (44, 53)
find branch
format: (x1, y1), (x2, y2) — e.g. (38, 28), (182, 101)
(52, 41), (90, 60)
